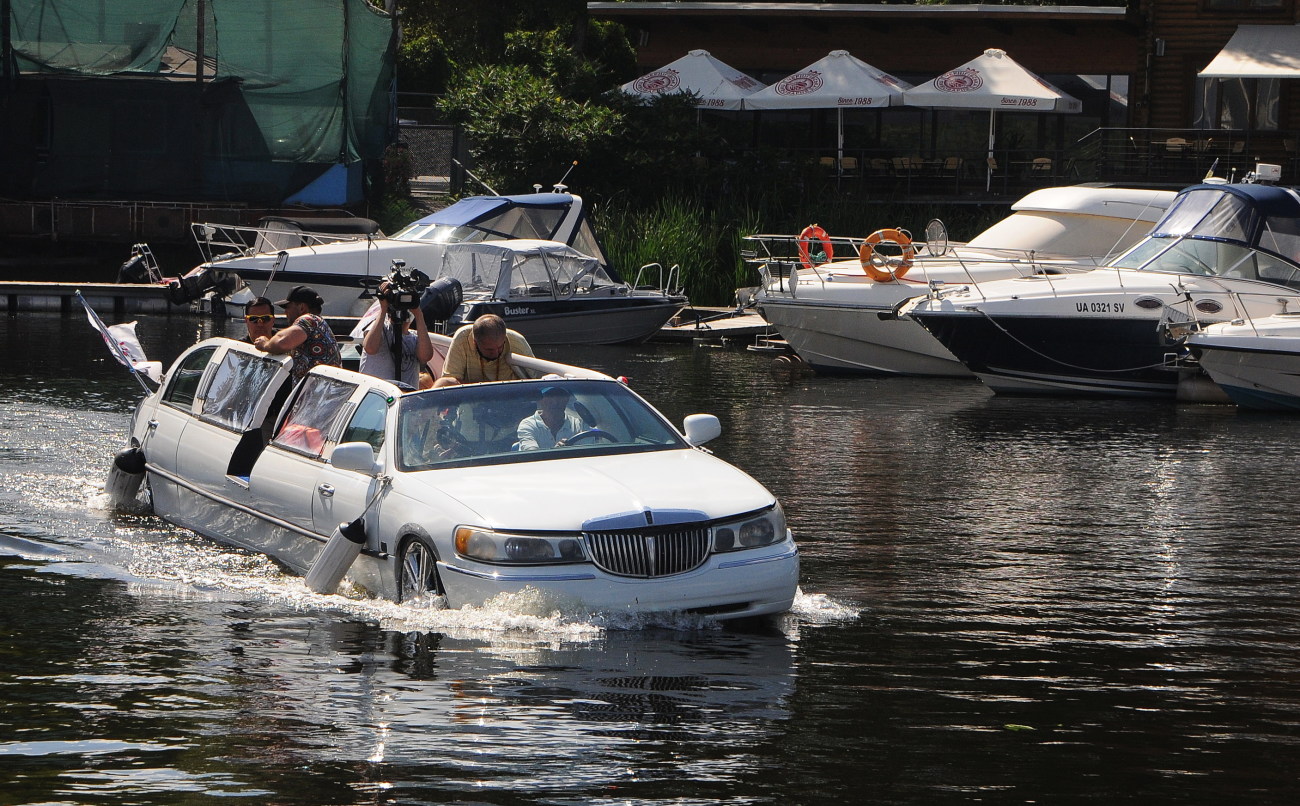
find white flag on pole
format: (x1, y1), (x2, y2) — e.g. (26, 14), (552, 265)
(76, 291), (162, 386)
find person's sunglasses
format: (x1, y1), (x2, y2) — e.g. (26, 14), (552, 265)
(245, 314), (274, 323)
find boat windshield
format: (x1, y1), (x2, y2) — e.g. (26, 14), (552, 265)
(1109, 187), (1300, 288)
(396, 379), (687, 471)
(390, 197), (570, 244)
(388, 195), (615, 276)
(1109, 235), (1300, 287)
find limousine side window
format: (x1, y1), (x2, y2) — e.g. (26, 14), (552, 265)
(339, 391), (389, 455)
(271, 375), (357, 458)
(162, 346), (218, 409)
(199, 350), (283, 432)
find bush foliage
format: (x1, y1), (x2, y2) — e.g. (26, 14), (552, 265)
(399, 2), (1013, 304)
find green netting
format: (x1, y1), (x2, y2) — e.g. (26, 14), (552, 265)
(2, 0), (394, 202)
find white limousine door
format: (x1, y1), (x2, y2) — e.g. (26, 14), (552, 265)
(311, 388), (391, 538)
(250, 372), (363, 531)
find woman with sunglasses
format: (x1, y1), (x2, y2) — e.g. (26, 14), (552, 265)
(242, 297), (277, 343)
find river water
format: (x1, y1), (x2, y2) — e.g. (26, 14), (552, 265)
(3, 312), (1300, 804)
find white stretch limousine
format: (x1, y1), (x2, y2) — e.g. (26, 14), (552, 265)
(107, 338), (799, 620)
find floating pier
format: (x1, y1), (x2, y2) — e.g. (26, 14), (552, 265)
(0, 281), (190, 318)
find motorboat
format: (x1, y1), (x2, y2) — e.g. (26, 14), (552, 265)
(749, 185), (1175, 376)
(413, 240), (687, 345)
(901, 178), (1300, 398)
(1187, 312), (1300, 410)
(173, 191), (687, 343)
(105, 336), (798, 619)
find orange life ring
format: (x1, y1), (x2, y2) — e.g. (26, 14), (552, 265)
(858, 228), (915, 282)
(797, 224), (834, 269)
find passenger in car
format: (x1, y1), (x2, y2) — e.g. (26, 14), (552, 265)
(433, 314), (534, 387)
(242, 297), (277, 344)
(359, 280), (434, 388)
(254, 285), (341, 381)
(517, 386), (586, 450)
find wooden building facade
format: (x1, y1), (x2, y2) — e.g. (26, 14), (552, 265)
(590, 2), (1300, 188)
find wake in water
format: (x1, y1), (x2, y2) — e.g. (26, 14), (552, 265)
(74, 483), (862, 643)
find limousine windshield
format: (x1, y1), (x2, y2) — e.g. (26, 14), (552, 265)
(396, 379), (686, 470)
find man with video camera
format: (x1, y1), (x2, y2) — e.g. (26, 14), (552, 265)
(359, 273), (434, 389)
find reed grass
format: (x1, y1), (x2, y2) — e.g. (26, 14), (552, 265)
(593, 191), (1010, 306)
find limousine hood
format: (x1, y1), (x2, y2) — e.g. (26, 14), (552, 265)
(413, 449), (774, 532)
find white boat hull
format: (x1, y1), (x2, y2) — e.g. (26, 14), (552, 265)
(758, 295), (968, 376)
(749, 186), (1176, 377)
(908, 269), (1298, 397)
(1191, 316), (1300, 410)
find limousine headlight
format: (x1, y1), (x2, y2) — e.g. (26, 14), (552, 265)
(454, 526), (587, 565)
(711, 503), (786, 553)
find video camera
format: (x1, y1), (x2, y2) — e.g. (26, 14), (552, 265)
(383, 259), (431, 311)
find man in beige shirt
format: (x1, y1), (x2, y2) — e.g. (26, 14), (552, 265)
(434, 314), (534, 387)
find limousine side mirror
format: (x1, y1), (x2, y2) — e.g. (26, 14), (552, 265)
(330, 441), (380, 474)
(682, 414), (721, 446)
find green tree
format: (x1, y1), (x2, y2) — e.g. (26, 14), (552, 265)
(441, 62), (621, 193)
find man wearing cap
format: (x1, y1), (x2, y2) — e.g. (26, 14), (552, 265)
(434, 314), (534, 388)
(517, 385), (587, 450)
(254, 285), (341, 381)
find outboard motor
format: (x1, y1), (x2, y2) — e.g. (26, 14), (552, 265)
(420, 276), (464, 323)
(116, 243), (161, 284)
(117, 252), (151, 284)
(106, 446), (148, 511)
(166, 267), (241, 306)
(305, 516), (368, 594)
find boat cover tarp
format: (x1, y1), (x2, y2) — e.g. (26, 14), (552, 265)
(1, 0), (394, 203)
(412, 195), (576, 228)
(258, 217), (382, 236)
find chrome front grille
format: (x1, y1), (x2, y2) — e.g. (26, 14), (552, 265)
(583, 528), (710, 578)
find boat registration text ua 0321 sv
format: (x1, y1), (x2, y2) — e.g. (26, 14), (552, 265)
(106, 338), (798, 620)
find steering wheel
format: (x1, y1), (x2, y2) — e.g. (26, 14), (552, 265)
(563, 428), (616, 445)
(433, 423), (473, 458)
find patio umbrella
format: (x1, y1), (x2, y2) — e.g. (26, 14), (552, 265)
(745, 50), (913, 174)
(903, 48), (1081, 191)
(620, 49), (764, 111)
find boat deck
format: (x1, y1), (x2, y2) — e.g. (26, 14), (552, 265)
(652, 306), (779, 344)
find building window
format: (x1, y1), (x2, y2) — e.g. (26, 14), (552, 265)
(1194, 77), (1279, 130)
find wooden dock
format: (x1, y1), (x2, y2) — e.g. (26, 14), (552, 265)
(0, 281), (190, 317)
(654, 306), (784, 346)
(1, 284), (793, 355)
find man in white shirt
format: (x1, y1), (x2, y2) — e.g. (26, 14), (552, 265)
(517, 386), (586, 450)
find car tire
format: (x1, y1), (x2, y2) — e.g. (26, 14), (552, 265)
(397, 535), (445, 603)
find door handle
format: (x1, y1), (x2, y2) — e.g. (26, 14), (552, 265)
(147, 419), (158, 430)
(318, 483), (335, 498)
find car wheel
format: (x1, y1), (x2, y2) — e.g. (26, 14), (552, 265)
(397, 535), (445, 603)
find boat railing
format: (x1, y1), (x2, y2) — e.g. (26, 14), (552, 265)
(1182, 285), (1300, 338)
(191, 222), (376, 263)
(630, 262), (684, 296)
(742, 233), (1084, 294)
